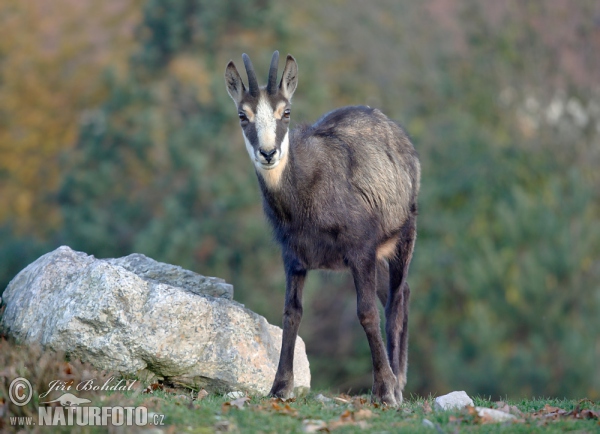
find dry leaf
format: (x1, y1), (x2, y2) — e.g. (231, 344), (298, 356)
(326, 408), (376, 430)
(62, 362), (73, 375)
(221, 402), (232, 414)
(339, 409), (353, 422)
(327, 420), (348, 430)
(422, 400), (432, 414)
(270, 402), (299, 416)
(283, 403), (298, 416)
(302, 419), (328, 432)
(448, 415), (462, 423)
(221, 396), (249, 413)
(333, 397), (351, 404)
(579, 409), (599, 420)
(353, 408), (374, 420)
(230, 396), (250, 409)
(352, 396), (367, 408)
(532, 404), (568, 420)
(196, 389), (209, 401)
(495, 402), (523, 417)
(269, 396), (296, 404)
(465, 405), (485, 424)
(143, 382), (164, 394)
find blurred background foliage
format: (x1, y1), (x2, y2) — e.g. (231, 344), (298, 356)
(1, 0), (599, 400)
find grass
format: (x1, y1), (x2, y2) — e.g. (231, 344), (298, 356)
(117, 392), (600, 433)
(0, 339), (598, 433)
(7, 389), (599, 433)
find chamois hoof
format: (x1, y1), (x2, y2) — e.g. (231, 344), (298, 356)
(372, 392), (398, 407)
(372, 372), (404, 407)
(269, 381), (294, 400)
(395, 389), (404, 406)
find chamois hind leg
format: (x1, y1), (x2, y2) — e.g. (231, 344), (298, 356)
(385, 215), (416, 403)
(376, 260), (390, 307)
(349, 253), (398, 406)
(270, 256), (306, 399)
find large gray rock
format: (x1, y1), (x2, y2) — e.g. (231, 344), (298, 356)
(1, 246), (310, 396)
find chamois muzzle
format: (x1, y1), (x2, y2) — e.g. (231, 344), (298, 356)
(259, 148), (277, 163)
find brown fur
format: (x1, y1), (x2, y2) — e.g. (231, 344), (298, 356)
(225, 51), (419, 406)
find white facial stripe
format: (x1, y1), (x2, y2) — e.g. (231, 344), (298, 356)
(255, 95), (277, 150)
(242, 131), (256, 163)
(279, 130), (289, 160)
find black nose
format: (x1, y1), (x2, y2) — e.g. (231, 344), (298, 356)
(259, 148), (277, 163)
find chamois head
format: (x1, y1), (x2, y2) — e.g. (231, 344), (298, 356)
(225, 51), (298, 179)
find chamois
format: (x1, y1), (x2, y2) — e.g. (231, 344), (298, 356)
(225, 51), (420, 406)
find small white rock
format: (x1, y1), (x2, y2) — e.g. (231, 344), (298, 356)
(422, 418), (435, 428)
(475, 407), (517, 422)
(225, 391), (245, 399)
(314, 393), (332, 403)
(434, 391), (474, 411)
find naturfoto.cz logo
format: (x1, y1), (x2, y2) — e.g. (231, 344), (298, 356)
(8, 376), (165, 427)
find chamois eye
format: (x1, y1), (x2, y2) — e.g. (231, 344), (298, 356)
(283, 109), (291, 119)
(238, 112), (248, 123)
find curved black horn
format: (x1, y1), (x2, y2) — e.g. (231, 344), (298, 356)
(266, 51), (280, 95)
(242, 53), (260, 97)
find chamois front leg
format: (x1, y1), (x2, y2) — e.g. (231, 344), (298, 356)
(269, 257), (306, 399)
(350, 254), (398, 406)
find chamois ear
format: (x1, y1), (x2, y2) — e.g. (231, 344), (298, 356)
(279, 54), (298, 100)
(225, 61), (245, 105)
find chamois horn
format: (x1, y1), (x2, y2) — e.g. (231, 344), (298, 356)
(266, 51), (279, 95)
(242, 53), (260, 97)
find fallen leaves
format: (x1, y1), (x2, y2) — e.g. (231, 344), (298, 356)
(494, 401), (523, 417)
(444, 400), (600, 427)
(532, 403), (567, 420)
(574, 408), (600, 420)
(143, 382), (163, 394)
(302, 408), (375, 432)
(135, 386), (599, 432)
(141, 382), (181, 395)
(221, 394), (382, 432)
(332, 393), (352, 405)
(221, 396), (250, 413)
(531, 402), (600, 421)
(269, 399), (299, 417)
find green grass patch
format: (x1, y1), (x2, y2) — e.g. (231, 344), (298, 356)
(93, 390), (598, 433)
(0, 339), (598, 432)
